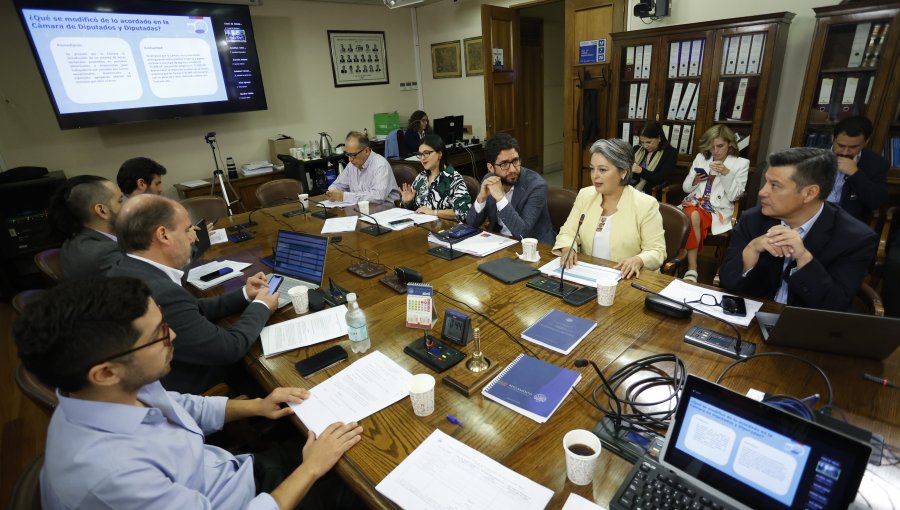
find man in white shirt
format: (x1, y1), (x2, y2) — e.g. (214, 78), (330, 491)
(325, 131), (400, 204)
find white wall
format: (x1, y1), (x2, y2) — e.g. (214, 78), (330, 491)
(0, 0), (419, 192)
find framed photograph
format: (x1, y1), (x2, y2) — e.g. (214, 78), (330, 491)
(327, 30), (389, 87)
(431, 40), (462, 79)
(463, 37), (484, 76)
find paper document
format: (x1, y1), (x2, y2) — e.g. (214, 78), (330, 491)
(260, 305), (349, 357)
(538, 257), (621, 287)
(562, 493), (608, 510)
(356, 207), (436, 230)
(186, 260), (251, 290)
(289, 350), (412, 436)
(320, 216), (358, 234)
(180, 179), (208, 188)
(427, 231), (518, 257)
(658, 279), (762, 327)
(376, 429), (554, 510)
(318, 199), (353, 208)
(209, 228), (228, 245)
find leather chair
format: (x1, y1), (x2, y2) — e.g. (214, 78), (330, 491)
(34, 248), (63, 285)
(255, 178), (303, 207)
(463, 175), (480, 201)
(869, 206), (896, 290)
(12, 289), (46, 315)
(8, 453), (43, 510)
(16, 364), (58, 416)
(853, 281), (884, 317)
(390, 160), (420, 189)
(180, 196), (229, 224)
(547, 186), (577, 232)
(659, 203), (690, 276)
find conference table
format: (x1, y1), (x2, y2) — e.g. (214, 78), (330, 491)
(200, 200), (899, 509)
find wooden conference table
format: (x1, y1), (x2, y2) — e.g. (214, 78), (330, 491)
(201, 201), (899, 509)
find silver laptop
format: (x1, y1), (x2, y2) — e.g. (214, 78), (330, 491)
(755, 307), (900, 360)
(266, 230), (328, 308)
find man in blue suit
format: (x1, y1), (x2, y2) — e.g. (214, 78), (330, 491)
(825, 116), (888, 224)
(465, 133), (555, 244)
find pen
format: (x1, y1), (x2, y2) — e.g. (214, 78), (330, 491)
(863, 373), (898, 389)
(446, 415), (463, 427)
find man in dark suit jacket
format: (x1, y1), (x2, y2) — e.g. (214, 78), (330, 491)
(826, 116), (888, 223)
(108, 194), (280, 394)
(465, 133), (555, 245)
(720, 147), (877, 311)
(48, 175), (124, 280)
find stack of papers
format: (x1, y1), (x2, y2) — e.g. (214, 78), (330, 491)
(357, 207), (438, 230)
(260, 305), (349, 357)
(321, 216), (358, 234)
(186, 260), (251, 290)
(317, 199), (354, 208)
(180, 179), (209, 188)
(427, 231), (518, 257)
(209, 228), (228, 245)
(538, 257), (621, 287)
(240, 161), (273, 176)
(658, 279), (762, 327)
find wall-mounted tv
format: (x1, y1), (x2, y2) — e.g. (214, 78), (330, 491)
(14, 0), (267, 130)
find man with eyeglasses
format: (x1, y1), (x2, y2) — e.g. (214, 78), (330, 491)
(14, 277), (363, 509)
(325, 131), (400, 204)
(107, 194), (280, 394)
(464, 133), (555, 244)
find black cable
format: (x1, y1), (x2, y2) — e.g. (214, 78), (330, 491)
(714, 352), (834, 413)
(762, 394), (816, 421)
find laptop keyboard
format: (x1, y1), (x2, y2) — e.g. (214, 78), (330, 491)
(271, 275), (317, 308)
(611, 458), (731, 510)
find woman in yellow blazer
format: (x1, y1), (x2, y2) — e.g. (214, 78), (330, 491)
(553, 138), (667, 279)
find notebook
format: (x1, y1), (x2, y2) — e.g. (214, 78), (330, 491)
(521, 309), (597, 355)
(266, 230), (328, 308)
(482, 354), (581, 423)
(478, 257), (539, 284)
(755, 306), (900, 360)
(610, 375), (871, 510)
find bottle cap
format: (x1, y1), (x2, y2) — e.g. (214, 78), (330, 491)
(346, 292), (357, 302)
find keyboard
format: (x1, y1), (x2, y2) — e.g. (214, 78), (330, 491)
(610, 458), (731, 510)
(268, 274), (317, 308)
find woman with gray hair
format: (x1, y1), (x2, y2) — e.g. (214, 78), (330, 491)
(552, 138), (667, 279)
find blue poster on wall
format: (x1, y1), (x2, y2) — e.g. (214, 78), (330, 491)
(579, 39), (607, 64)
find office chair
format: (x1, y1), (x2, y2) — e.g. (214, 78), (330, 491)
(34, 248), (63, 285)
(547, 186), (577, 232)
(659, 203), (690, 276)
(390, 161), (420, 189)
(180, 196), (228, 225)
(255, 179), (304, 207)
(8, 453), (43, 510)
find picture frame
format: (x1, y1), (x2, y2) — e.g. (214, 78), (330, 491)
(431, 40), (462, 79)
(327, 30), (389, 87)
(463, 37), (484, 76)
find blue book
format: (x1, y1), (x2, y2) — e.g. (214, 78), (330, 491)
(521, 309), (598, 355)
(482, 354), (582, 423)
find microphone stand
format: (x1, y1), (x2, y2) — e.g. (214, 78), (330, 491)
(308, 198), (335, 220)
(527, 214), (585, 298)
(355, 207), (389, 236)
(204, 132), (239, 216)
(415, 223), (465, 260)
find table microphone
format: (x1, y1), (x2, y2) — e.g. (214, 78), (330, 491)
(558, 214), (585, 293)
(355, 207), (389, 236)
(415, 223), (461, 260)
(308, 198), (334, 219)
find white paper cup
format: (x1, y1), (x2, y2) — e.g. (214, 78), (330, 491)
(408, 374), (435, 416)
(288, 286), (309, 314)
(520, 238), (538, 260)
(298, 193), (309, 210)
(358, 200), (370, 215)
(563, 429), (602, 485)
(596, 276), (618, 306)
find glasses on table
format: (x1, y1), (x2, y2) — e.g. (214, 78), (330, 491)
(94, 306), (171, 364)
(683, 294), (720, 307)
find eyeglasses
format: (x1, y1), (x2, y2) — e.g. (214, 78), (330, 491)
(415, 150), (436, 159)
(94, 306), (171, 365)
(493, 157), (521, 171)
(683, 294), (720, 307)
(345, 147), (368, 159)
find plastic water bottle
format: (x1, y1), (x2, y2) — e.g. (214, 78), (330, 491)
(345, 293), (370, 353)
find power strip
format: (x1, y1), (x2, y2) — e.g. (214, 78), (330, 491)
(684, 325), (755, 359)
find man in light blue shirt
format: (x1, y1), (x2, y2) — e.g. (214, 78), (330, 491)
(325, 131), (401, 204)
(13, 277), (363, 509)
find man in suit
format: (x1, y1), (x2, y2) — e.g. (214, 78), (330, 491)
(49, 175), (124, 280)
(464, 133), (555, 244)
(108, 194), (280, 394)
(117, 157), (167, 198)
(826, 116), (888, 224)
(720, 147), (877, 311)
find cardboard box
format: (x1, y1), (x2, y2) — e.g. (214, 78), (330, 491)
(268, 137), (295, 164)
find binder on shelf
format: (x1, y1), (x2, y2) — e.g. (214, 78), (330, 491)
(735, 35), (752, 74)
(641, 44), (652, 79)
(636, 83), (649, 119)
(747, 33), (765, 74)
(835, 76), (858, 121)
(816, 77), (834, 113)
(678, 41), (690, 77)
(737, 134), (751, 152)
(633, 135), (640, 147)
(862, 23), (882, 67)
(688, 40), (703, 77)
(714, 81), (724, 121)
(662, 124), (672, 140)
(841, 76), (860, 106)
(668, 42), (679, 78)
(865, 23), (887, 67)
(634, 45), (644, 80)
(679, 125), (693, 154)
(628, 83), (638, 119)
(667, 82), (684, 120)
(676, 82), (696, 120)
(724, 36), (739, 75)
(731, 77), (749, 120)
(847, 23), (871, 68)
(671, 124), (683, 153)
(720, 37), (730, 75)
(625, 46), (636, 80)
(864, 76), (874, 105)
(687, 89), (699, 121)
(892, 137), (900, 168)
(622, 122), (631, 143)
(481, 354), (581, 423)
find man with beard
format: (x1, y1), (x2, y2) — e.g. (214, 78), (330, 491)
(825, 116), (888, 224)
(14, 277), (363, 509)
(107, 194), (279, 394)
(464, 133), (555, 244)
(117, 157), (167, 198)
(48, 175), (125, 280)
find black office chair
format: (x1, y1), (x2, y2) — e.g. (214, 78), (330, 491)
(276, 154), (311, 194)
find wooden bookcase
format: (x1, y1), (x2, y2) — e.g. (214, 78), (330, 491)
(608, 13), (794, 202)
(789, 1), (900, 190)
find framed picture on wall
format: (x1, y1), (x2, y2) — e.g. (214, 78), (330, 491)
(464, 37), (483, 76)
(431, 40), (462, 79)
(327, 30), (389, 87)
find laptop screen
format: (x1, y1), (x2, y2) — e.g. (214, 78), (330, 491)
(661, 376), (870, 510)
(272, 230), (328, 286)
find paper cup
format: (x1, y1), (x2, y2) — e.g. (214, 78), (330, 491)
(596, 276), (618, 306)
(563, 429), (602, 485)
(358, 200), (370, 215)
(408, 374), (435, 416)
(520, 238), (538, 260)
(298, 193), (309, 210)
(288, 286), (309, 314)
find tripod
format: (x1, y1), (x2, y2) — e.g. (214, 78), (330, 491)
(205, 132), (240, 216)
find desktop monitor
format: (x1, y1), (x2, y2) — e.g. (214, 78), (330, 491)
(434, 115), (464, 145)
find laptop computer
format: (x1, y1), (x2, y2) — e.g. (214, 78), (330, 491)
(610, 375), (871, 510)
(755, 307), (900, 360)
(266, 230), (328, 308)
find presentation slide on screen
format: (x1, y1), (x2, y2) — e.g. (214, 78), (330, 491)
(22, 8), (231, 114)
(674, 398), (811, 506)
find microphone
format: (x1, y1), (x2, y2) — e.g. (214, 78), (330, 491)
(308, 198), (335, 219)
(526, 214), (583, 298)
(574, 358), (623, 420)
(558, 214), (586, 293)
(355, 207), (389, 236)
(415, 223), (463, 260)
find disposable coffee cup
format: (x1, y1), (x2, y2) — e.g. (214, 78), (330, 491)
(408, 374), (435, 416)
(288, 286), (309, 314)
(298, 193), (309, 210)
(358, 200), (370, 215)
(595, 276), (618, 306)
(519, 238), (539, 261)
(563, 429), (602, 485)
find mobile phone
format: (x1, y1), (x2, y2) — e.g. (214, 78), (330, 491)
(295, 345), (348, 378)
(563, 286), (596, 306)
(267, 275), (284, 295)
(199, 267), (233, 282)
(693, 167), (708, 176)
(721, 295), (747, 316)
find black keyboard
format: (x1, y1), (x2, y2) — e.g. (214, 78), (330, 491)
(610, 458), (735, 510)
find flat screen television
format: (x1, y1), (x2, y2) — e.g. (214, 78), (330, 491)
(14, 0), (267, 129)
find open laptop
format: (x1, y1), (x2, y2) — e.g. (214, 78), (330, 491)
(610, 375), (871, 510)
(266, 230), (328, 308)
(755, 307), (900, 360)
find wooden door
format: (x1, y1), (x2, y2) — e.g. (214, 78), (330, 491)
(482, 5), (520, 142)
(520, 17), (544, 172)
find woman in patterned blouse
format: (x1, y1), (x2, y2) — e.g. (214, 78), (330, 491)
(400, 134), (472, 222)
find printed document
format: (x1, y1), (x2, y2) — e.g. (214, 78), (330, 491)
(260, 305), (349, 357)
(538, 257), (621, 287)
(320, 216), (358, 234)
(186, 260), (250, 290)
(658, 279), (762, 327)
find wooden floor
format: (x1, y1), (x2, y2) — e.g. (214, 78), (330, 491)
(0, 300), (49, 506)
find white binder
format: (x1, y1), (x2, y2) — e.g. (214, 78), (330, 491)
(680, 125), (693, 154)
(636, 83), (649, 119)
(671, 124), (683, 152)
(688, 40), (703, 77)
(687, 89), (699, 121)
(634, 46), (644, 80)
(641, 44), (652, 78)
(676, 82), (696, 120)
(626, 46), (636, 78)
(622, 123), (631, 143)
(847, 23), (871, 68)
(735, 35), (752, 74)
(714, 81), (724, 121)
(628, 83), (638, 119)
(720, 37), (730, 74)
(724, 36), (739, 75)
(747, 33), (765, 74)
(678, 41), (690, 77)
(668, 42), (679, 78)
(732, 77), (749, 120)
(842, 76), (859, 105)
(668, 82), (684, 120)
